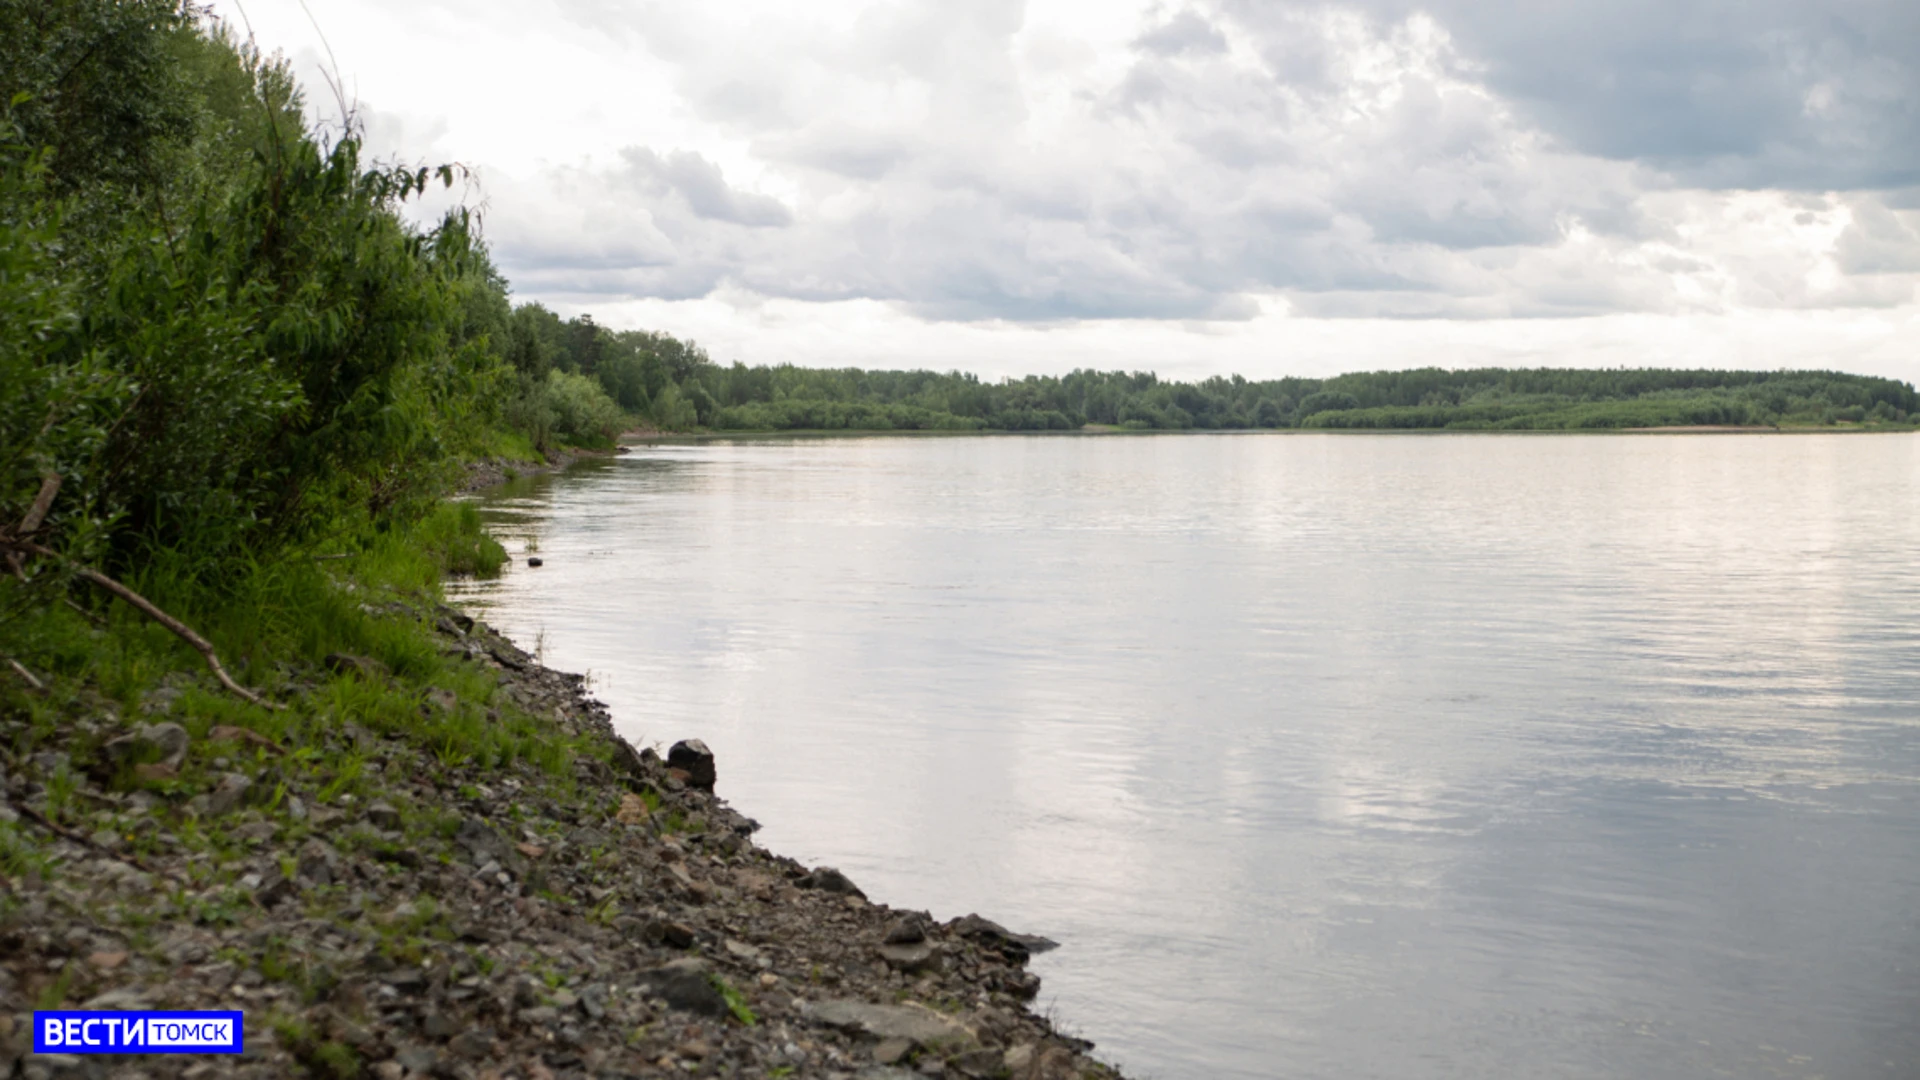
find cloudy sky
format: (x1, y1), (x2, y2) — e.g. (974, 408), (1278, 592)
(212, 0), (1919, 380)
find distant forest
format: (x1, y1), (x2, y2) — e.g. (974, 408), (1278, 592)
(513, 309), (1919, 433)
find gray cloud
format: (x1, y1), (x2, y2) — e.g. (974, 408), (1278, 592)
(1283, 0), (1920, 191)
(481, 0), (1919, 322)
(1134, 11), (1229, 57)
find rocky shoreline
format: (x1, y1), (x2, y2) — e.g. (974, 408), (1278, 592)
(0, 596), (1126, 1080)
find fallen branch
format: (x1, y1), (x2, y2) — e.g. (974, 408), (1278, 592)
(5, 659), (43, 692)
(9, 540), (282, 711)
(9, 796), (183, 884)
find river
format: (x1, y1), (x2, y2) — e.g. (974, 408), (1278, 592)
(449, 432), (1920, 1080)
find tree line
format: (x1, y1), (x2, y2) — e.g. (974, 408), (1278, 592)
(524, 312), (1917, 433)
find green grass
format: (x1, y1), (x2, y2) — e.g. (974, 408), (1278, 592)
(711, 975), (757, 1026)
(0, 494), (592, 811)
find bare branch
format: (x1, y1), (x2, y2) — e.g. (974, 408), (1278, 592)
(9, 541), (283, 711)
(19, 473), (60, 535)
(5, 659), (43, 692)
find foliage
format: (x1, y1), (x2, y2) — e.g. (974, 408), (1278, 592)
(1, 4), (515, 600)
(543, 369), (626, 447)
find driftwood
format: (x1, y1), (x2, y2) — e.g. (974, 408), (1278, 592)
(3, 474), (281, 710)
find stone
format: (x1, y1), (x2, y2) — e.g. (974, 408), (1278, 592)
(797, 866), (866, 899)
(884, 914), (930, 944)
(666, 739), (716, 791)
(296, 841), (336, 885)
(723, 938), (761, 962)
(1003, 1044), (1035, 1072)
(947, 914), (1058, 959)
(803, 1000), (974, 1048)
(637, 960), (727, 1017)
(448, 1028), (493, 1059)
(86, 951), (128, 970)
(254, 870), (296, 907)
(103, 723), (190, 769)
(615, 791), (649, 824)
(950, 1048), (1005, 1078)
(364, 802), (402, 831)
(132, 763), (176, 782)
(877, 941), (941, 974)
(421, 1012), (457, 1039)
(873, 1037), (914, 1065)
(526, 557), (544, 567)
(204, 773), (251, 815)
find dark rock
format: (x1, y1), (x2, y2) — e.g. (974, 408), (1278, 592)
(947, 914), (1058, 960)
(607, 737), (653, 784)
(798, 866), (866, 899)
(421, 1012), (456, 1039)
(526, 557), (544, 567)
(667, 739), (716, 791)
(998, 970), (1042, 1000)
(447, 1029), (493, 1059)
(255, 871), (296, 908)
(364, 802), (402, 831)
(661, 921), (697, 949)
(884, 914), (930, 944)
(638, 960), (727, 1017)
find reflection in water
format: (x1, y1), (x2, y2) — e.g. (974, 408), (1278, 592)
(452, 435), (1920, 1080)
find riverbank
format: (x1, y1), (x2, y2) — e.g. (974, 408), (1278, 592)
(0, 521), (1121, 1080)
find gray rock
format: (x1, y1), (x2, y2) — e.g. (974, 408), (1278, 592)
(873, 1037), (914, 1065)
(856, 1068), (921, 1080)
(798, 866), (866, 899)
(103, 723), (190, 769)
(877, 940), (941, 974)
(804, 1000), (974, 1048)
(364, 802), (401, 831)
(884, 914), (930, 944)
(296, 841), (336, 885)
(448, 1029), (493, 1058)
(667, 738), (716, 791)
(255, 869), (296, 907)
(947, 913), (1058, 959)
(949, 1048), (1005, 1078)
(204, 773), (250, 815)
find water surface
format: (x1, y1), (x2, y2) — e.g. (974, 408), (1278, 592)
(450, 433), (1920, 1080)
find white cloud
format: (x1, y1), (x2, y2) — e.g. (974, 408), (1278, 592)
(208, 0), (1920, 383)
